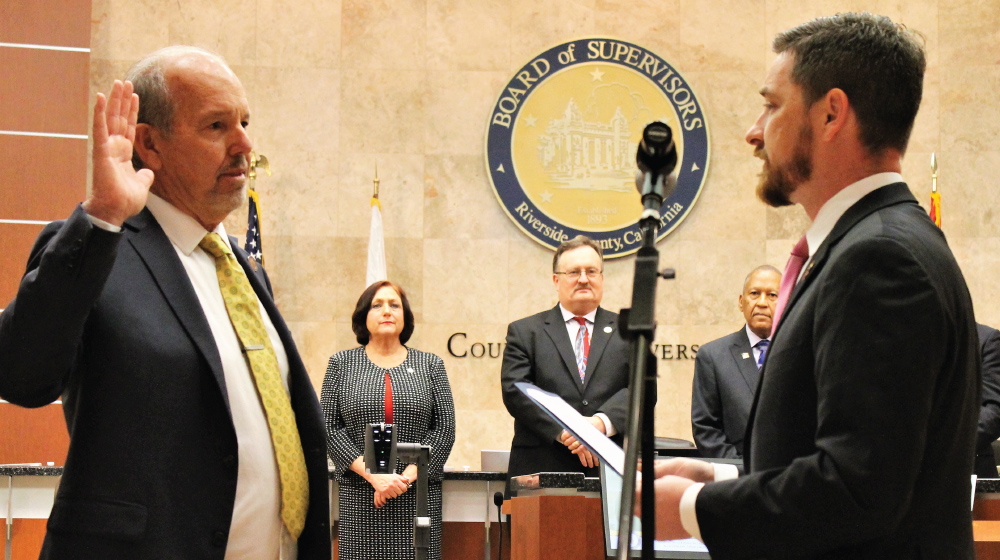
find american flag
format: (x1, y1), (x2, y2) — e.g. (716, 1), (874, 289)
(244, 188), (263, 265)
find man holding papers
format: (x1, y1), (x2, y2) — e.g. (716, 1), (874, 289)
(501, 236), (637, 490)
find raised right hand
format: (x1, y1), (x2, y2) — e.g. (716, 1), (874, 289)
(82, 80), (154, 226)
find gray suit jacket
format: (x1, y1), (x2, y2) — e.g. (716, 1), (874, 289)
(501, 305), (635, 481)
(696, 184), (979, 559)
(0, 206), (331, 560)
(691, 327), (758, 459)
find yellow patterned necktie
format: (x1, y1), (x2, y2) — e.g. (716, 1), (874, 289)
(199, 232), (309, 540)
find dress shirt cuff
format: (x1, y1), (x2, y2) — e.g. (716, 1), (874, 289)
(713, 463), (739, 480)
(679, 482), (704, 542)
(85, 211), (123, 233)
(595, 413), (615, 437)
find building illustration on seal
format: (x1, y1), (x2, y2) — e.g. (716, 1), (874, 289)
(537, 99), (633, 192)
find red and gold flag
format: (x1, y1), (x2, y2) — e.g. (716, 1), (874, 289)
(929, 191), (941, 227)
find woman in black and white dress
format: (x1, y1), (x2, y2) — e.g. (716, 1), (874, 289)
(321, 280), (456, 560)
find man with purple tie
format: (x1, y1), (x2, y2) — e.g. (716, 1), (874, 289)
(641, 13), (979, 559)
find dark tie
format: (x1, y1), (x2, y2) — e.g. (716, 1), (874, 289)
(772, 236), (809, 330)
(755, 339), (769, 370)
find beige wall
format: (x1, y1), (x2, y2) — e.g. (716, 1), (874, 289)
(87, 0), (1000, 469)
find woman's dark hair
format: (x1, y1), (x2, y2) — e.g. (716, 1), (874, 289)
(351, 280), (415, 345)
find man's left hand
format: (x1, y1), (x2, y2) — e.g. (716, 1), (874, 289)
(635, 474), (695, 541)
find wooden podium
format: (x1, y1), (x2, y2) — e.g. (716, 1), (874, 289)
(975, 482), (1000, 560)
(507, 494), (605, 560)
(504, 473), (607, 560)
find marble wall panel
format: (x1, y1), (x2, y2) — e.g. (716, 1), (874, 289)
(253, 66), (341, 157)
(256, 0), (341, 69)
(167, 0), (258, 66)
(425, 70), (509, 156)
(504, 233), (563, 320)
(672, 240), (768, 326)
(908, 67), (940, 156)
(686, 70), (764, 157)
(678, 0), (766, 73)
(424, 155), (512, 239)
(927, 151), (1000, 238)
(765, 204), (811, 241)
(939, 0), (1000, 67)
(765, 239), (798, 271)
(89, 0), (170, 61)
(509, 0), (597, 69)
(423, 238), (510, 324)
(340, 70), (428, 154)
(266, 234), (340, 323)
(426, 0), (511, 72)
(249, 151), (340, 238)
(286, 320), (351, 393)
(668, 154), (768, 243)
(341, 0), (426, 70)
(950, 237), (1000, 328)
(595, 0), (683, 64)
(940, 65), (1000, 153)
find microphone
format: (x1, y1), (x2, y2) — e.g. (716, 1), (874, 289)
(493, 491), (504, 507)
(635, 121), (678, 218)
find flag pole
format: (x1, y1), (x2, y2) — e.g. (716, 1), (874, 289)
(929, 152), (941, 227)
(245, 152), (272, 268)
(366, 163), (388, 287)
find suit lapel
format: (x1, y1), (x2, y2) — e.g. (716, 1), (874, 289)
(543, 306), (585, 394)
(730, 328), (759, 392)
(582, 307), (615, 391)
(124, 209), (231, 413)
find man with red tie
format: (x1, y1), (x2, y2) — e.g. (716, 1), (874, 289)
(501, 236), (638, 493)
(641, 13), (979, 559)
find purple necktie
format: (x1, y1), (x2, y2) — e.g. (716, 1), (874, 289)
(772, 236), (809, 332)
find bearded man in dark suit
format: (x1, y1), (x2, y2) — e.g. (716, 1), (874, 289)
(640, 13), (979, 560)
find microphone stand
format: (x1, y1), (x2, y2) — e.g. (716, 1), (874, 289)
(397, 443), (433, 560)
(616, 168), (675, 560)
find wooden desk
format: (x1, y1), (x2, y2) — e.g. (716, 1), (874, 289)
(505, 494), (604, 560)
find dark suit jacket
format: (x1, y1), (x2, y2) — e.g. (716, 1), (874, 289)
(976, 323), (1000, 478)
(696, 183), (979, 559)
(691, 327), (758, 459)
(501, 305), (635, 482)
(0, 206), (331, 560)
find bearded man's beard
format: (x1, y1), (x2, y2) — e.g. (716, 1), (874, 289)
(754, 126), (813, 207)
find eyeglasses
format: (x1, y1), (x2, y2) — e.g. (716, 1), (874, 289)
(554, 268), (603, 280)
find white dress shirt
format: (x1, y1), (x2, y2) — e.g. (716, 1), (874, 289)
(90, 194), (296, 560)
(678, 172), (905, 542)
